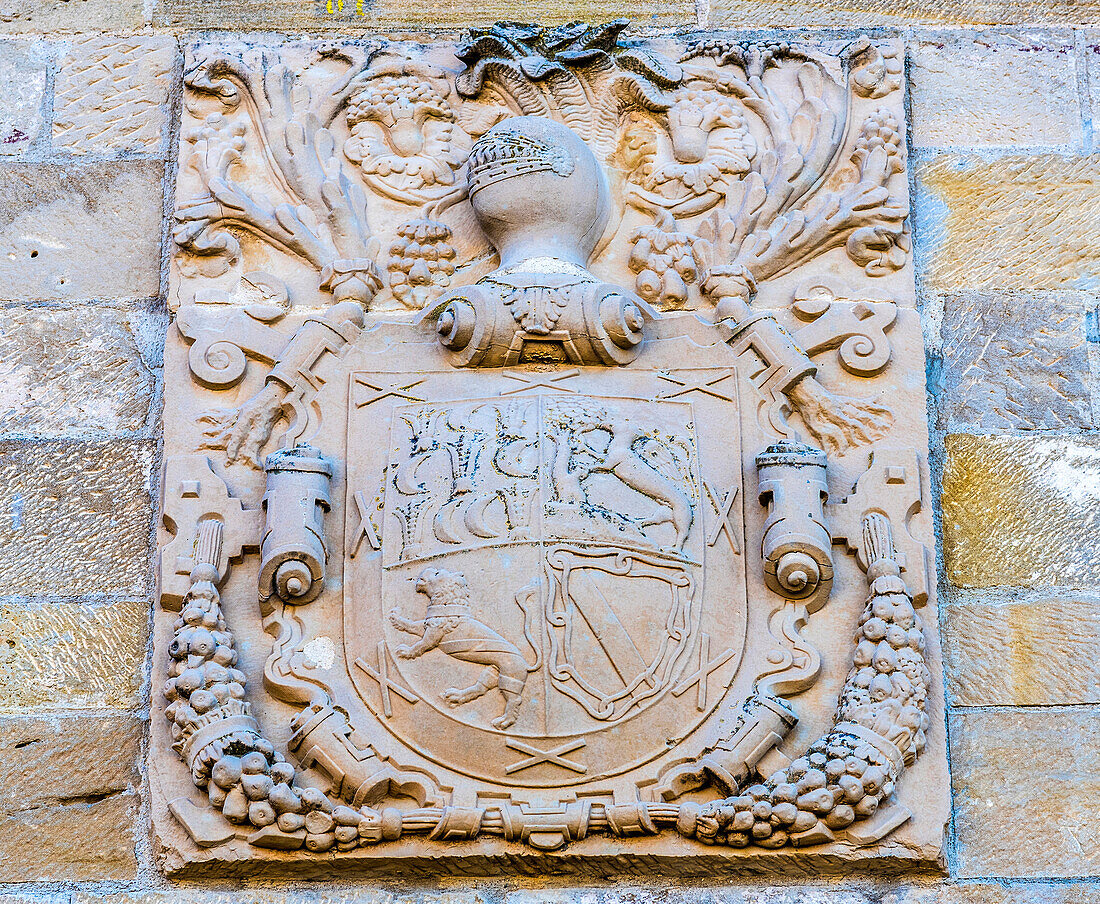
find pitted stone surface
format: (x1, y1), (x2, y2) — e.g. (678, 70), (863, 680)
(918, 155), (1100, 292)
(64, 885), (1100, 904)
(54, 35), (176, 155)
(942, 434), (1100, 589)
(0, 713), (139, 881)
(0, 597), (148, 711)
(0, 161), (165, 302)
(0, 0), (143, 32)
(710, 0), (1100, 25)
(909, 32), (1081, 148)
(0, 306), (158, 438)
(937, 291), (1091, 430)
(945, 592), (1100, 706)
(0, 39), (48, 156)
(0, 440), (152, 597)
(952, 708), (1100, 878)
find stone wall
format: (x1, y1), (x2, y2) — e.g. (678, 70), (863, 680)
(0, 1), (1098, 901)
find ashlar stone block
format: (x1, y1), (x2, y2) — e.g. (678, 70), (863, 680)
(942, 434), (1100, 589)
(154, 0), (694, 30)
(0, 38), (48, 156)
(909, 32), (1081, 149)
(936, 291), (1091, 430)
(0, 161), (165, 302)
(0, 0), (143, 33)
(944, 591), (1100, 706)
(917, 154), (1100, 292)
(952, 708), (1100, 878)
(0, 440), (152, 597)
(54, 35), (176, 155)
(710, 0), (1100, 26)
(0, 305), (159, 438)
(152, 29), (946, 878)
(0, 597), (148, 711)
(0, 713), (139, 881)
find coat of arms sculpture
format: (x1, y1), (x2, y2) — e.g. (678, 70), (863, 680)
(153, 22), (949, 877)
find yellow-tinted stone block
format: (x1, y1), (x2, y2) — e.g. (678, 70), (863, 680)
(918, 155), (1100, 292)
(710, 0), (1100, 26)
(942, 434), (1100, 589)
(0, 598), (148, 712)
(945, 593), (1100, 705)
(155, 0), (693, 30)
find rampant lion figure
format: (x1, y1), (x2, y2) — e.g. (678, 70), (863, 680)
(390, 567), (532, 730)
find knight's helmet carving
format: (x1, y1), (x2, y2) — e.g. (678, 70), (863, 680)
(422, 116), (657, 368)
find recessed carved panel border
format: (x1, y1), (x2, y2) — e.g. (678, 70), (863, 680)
(152, 21), (947, 877)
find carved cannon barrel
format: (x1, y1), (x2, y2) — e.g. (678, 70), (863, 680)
(259, 445), (333, 609)
(755, 441), (834, 606)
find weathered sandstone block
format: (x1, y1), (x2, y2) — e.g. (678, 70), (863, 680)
(0, 440), (152, 597)
(917, 155), (1100, 292)
(0, 305), (160, 438)
(0, 161), (164, 302)
(0, 39), (47, 156)
(909, 32), (1081, 148)
(54, 35), (176, 155)
(0, 713), (139, 881)
(0, 597), (148, 711)
(59, 886), (1100, 904)
(155, 0), (694, 30)
(942, 434), (1100, 589)
(951, 708), (1100, 878)
(936, 291), (1091, 430)
(944, 591), (1100, 706)
(710, 0), (1100, 26)
(0, 0), (142, 32)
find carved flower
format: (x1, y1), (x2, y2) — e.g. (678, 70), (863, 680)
(344, 75), (465, 190)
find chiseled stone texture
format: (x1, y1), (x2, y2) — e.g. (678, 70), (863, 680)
(709, 0), (1100, 26)
(0, 161), (165, 302)
(909, 32), (1080, 148)
(155, 0), (694, 29)
(54, 35), (176, 155)
(0, 305), (160, 438)
(0, 713), (139, 881)
(64, 885), (1100, 903)
(0, 440), (152, 597)
(0, 39), (48, 156)
(917, 155), (1100, 292)
(936, 291), (1091, 430)
(1081, 34), (1100, 149)
(942, 434), (1100, 589)
(945, 591), (1100, 706)
(0, 0), (143, 32)
(952, 708), (1100, 878)
(0, 597), (148, 711)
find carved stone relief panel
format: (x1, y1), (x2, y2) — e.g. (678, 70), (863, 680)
(154, 21), (947, 877)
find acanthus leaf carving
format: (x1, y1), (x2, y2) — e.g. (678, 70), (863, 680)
(176, 46), (383, 307)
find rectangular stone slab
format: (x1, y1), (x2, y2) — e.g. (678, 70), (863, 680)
(152, 25), (947, 877)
